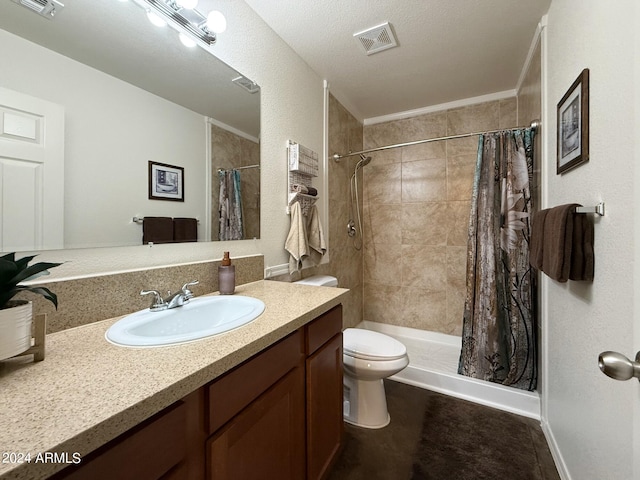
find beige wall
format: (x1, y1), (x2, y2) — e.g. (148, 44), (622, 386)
(361, 98), (517, 335)
(210, 124), (260, 241)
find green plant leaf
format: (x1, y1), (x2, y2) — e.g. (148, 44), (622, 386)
(13, 286), (58, 309)
(9, 262), (62, 286)
(0, 258), (18, 285)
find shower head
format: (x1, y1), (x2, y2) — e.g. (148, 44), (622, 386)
(356, 154), (372, 171)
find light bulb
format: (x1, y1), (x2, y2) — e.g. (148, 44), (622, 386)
(206, 10), (227, 34)
(176, 0), (197, 9)
(179, 32), (196, 48)
(146, 10), (167, 27)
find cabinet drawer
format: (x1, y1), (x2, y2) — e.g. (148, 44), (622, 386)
(207, 329), (304, 434)
(305, 305), (342, 356)
(56, 401), (187, 480)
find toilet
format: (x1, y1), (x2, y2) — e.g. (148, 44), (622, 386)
(294, 275), (409, 429)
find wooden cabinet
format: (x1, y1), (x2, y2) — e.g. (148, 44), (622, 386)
(305, 305), (344, 480)
(51, 391), (205, 480)
(207, 365), (306, 480)
(51, 306), (343, 480)
(205, 330), (305, 480)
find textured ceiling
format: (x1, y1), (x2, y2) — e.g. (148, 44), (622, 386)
(244, 0), (551, 121)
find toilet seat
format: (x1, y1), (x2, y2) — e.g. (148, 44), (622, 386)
(343, 328), (407, 361)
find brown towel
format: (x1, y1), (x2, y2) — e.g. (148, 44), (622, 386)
(569, 214), (595, 281)
(142, 217), (173, 244)
(541, 204), (580, 282)
(529, 209), (548, 271)
(173, 218), (198, 242)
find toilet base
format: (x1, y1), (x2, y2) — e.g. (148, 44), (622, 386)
(343, 374), (391, 429)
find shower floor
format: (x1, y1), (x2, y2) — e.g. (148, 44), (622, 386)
(360, 321), (541, 419)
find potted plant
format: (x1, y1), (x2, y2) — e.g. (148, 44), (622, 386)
(0, 253), (61, 360)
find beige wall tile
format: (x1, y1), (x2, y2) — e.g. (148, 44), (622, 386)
(364, 203), (402, 245)
(363, 283), (402, 324)
(447, 154), (476, 201)
(364, 163), (402, 205)
(401, 158), (446, 203)
(401, 245), (447, 291)
(499, 97), (518, 129)
(364, 243), (402, 286)
(401, 288), (447, 330)
(401, 202), (448, 246)
(446, 101), (500, 136)
(446, 201), (471, 246)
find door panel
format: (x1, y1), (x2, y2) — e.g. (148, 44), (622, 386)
(0, 86), (64, 251)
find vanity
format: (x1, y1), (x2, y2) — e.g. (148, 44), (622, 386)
(0, 281), (347, 480)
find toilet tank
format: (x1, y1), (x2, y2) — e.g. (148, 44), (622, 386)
(294, 275), (338, 287)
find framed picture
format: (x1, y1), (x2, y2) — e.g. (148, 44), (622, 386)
(557, 69), (589, 174)
(148, 161), (184, 201)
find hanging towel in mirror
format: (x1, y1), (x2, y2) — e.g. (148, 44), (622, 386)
(285, 201), (309, 274)
(306, 205), (326, 266)
(173, 218), (197, 242)
(142, 217), (173, 244)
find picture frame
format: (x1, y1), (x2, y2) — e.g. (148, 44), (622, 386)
(148, 161), (184, 201)
(557, 68), (589, 174)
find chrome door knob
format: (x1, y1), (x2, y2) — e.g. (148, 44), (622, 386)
(598, 351), (640, 381)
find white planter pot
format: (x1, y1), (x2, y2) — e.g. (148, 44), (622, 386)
(0, 300), (33, 360)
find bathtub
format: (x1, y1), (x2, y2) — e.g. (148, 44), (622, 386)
(360, 321), (541, 420)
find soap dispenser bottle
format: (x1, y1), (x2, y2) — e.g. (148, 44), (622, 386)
(218, 251), (235, 295)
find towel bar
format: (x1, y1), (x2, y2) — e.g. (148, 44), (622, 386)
(574, 202), (605, 216)
(133, 217), (200, 224)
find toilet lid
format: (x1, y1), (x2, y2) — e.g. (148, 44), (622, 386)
(343, 328), (407, 361)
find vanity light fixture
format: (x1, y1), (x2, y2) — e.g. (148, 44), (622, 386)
(175, 0), (197, 9)
(146, 9), (167, 27)
(140, 0), (225, 46)
(178, 32), (197, 48)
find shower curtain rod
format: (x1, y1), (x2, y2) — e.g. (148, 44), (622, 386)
(332, 119), (540, 161)
(217, 164), (260, 172)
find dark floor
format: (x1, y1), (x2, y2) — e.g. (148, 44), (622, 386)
(328, 380), (560, 480)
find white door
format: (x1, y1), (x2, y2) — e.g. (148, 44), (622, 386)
(0, 86), (64, 252)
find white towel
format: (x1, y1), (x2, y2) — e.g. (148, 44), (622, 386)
(306, 205), (326, 266)
(285, 202), (309, 274)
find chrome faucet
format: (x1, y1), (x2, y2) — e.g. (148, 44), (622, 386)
(140, 280), (199, 311)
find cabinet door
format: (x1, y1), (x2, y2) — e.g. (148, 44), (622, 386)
(207, 365), (305, 480)
(306, 333), (343, 480)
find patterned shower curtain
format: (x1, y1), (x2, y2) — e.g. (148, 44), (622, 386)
(458, 129), (537, 391)
(218, 169), (243, 241)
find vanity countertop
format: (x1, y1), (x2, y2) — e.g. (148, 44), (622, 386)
(0, 280), (348, 480)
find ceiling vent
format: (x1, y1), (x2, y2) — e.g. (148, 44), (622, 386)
(11, 0), (64, 19)
(232, 76), (260, 94)
(353, 22), (398, 56)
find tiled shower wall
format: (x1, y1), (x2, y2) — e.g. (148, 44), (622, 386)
(362, 98), (518, 335)
(302, 93), (364, 329)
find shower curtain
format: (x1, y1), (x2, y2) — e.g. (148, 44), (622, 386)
(218, 169), (243, 240)
(458, 129), (537, 391)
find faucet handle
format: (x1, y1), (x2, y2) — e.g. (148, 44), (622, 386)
(140, 289), (167, 311)
(181, 280), (199, 300)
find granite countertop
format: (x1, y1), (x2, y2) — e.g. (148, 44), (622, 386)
(0, 280), (348, 480)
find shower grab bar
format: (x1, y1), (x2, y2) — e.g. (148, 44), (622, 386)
(574, 202), (605, 216)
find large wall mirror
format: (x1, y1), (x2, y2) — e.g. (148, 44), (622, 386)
(0, 0), (260, 252)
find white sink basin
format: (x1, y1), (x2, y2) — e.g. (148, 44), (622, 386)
(106, 295), (265, 347)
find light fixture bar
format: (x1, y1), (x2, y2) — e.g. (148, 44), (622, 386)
(143, 0), (216, 45)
